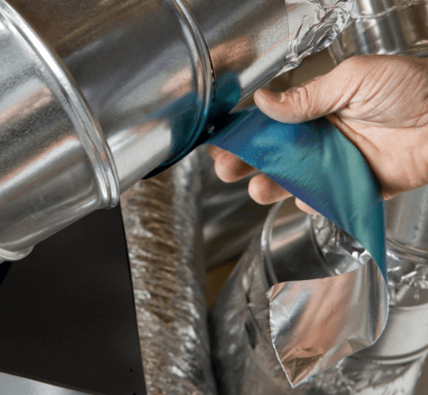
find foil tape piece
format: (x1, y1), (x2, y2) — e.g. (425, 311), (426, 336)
(287, 353), (428, 395)
(208, 108), (388, 387)
(266, 210), (387, 386)
(120, 153), (217, 395)
(282, 0), (354, 72)
(209, 211), (398, 394)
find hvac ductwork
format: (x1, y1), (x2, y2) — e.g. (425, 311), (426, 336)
(209, 2), (428, 392)
(0, 0), (353, 262)
(329, 0), (428, 61)
(120, 152), (217, 395)
(209, 201), (428, 395)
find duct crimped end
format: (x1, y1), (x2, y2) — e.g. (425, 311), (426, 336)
(0, 0), (119, 260)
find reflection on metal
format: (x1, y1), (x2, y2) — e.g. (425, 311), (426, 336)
(357, 187), (428, 362)
(329, 0), (428, 62)
(0, 1), (119, 263)
(0, 0), (353, 261)
(120, 152), (217, 395)
(198, 146), (272, 269)
(210, 202), (390, 393)
(0, 372), (89, 395)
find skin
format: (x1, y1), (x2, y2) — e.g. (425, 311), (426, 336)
(209, 55), (428, 214)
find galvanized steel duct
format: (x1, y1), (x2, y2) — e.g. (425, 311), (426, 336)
(329, 0), (428, 61)
(0, 0), (353, 262)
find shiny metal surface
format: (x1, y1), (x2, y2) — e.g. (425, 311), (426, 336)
(265, 206), (387, 387)
(198, 146), (272, 268)
(356, 188), (428, 359)
(120, 153), (217, 395)
(386, 186), (428, 256)
(282, 353), (427, 395)
(0, 0), (354, 260)
(9, 0), (353, 181)
(210, 201), (388, 392)
(0, 1), (119, 261)
(188, 0), (353, 106)
(8, 0), (213, 191)
(0, 372), (89, 395)
(329, 0), (428, 62)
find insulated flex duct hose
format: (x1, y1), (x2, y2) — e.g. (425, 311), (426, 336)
(120, 152), (217, 395)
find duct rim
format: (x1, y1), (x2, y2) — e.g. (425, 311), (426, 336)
(146, 0), (215, 177)
(0, 0), (120, 209)
(0, 246), (33, 264)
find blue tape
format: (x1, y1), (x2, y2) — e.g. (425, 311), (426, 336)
(207, 106), (387, 279)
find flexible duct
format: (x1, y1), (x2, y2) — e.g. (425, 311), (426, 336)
(0, 0), (353, 261)
(120, 152), (217, 395)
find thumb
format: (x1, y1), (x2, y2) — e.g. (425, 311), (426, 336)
(254, 59), (361, 124)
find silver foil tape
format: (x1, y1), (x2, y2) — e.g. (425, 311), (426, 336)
(282, 0), (354, 71)
(120, 153), (217, 395)
(283, 353), (427, 395)
(209, 205), (389, 393)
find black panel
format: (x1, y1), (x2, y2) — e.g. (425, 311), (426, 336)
(0, 206), (146, 395)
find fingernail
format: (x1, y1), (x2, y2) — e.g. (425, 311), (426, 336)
(256, 89), (282, 103)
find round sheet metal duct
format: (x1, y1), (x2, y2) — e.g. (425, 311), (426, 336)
(0, 0), (353, 261)
(209, 202), (428, 394)
(329, 0), (428, 62)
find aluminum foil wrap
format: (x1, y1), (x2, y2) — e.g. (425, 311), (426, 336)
(120, 153), (217, 395)
(284, 354), (427, 395)
(282, 0), (354, 71)
(329, 0), (428, 61)
(210, 204), (388, 393)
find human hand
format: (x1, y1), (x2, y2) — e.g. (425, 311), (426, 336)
(209, 55), (428, 214)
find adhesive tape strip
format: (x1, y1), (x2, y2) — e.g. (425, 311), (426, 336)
(206, 106), (388, 387)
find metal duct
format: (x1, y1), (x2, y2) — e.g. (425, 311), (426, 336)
(198, 145), (272, 269)
(329, 0), (428, 62)
(209, 203), (399, 395)
(0, 0), (353, 261)
(120, 152), (217, 395)
(326, 2), (428, 391)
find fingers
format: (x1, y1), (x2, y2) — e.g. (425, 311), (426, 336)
(295, 199), (320, 215)
(210, 146), (321, 214)
(208, 145), (256, 182)
(248, 174), (292, 205)
(254, 57), (365, 124)
(247, 175), (320, 216)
